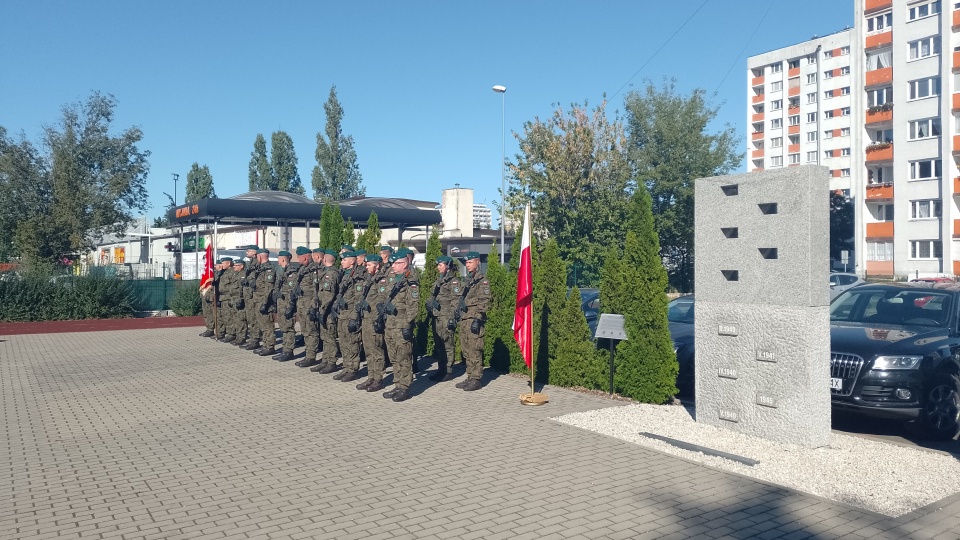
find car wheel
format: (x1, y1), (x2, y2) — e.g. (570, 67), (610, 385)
(921, 373), (960, 441)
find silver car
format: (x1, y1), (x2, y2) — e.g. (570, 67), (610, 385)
(829, 272), (864, 300)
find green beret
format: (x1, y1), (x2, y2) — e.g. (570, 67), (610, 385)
(365, 254), (381, 263)
(256, 248), (269, 255)
(244, 245), (259, 251)
(388, 253), (401, 263)
(464, 252), (481, 261)
(312, 247), (324, 253)
(295, 246), (311, 256)
(220, 257), (234, 263)
(324, 248), (337, 256)
(233, 258), (245, 266)
(379, 246), (394, 253)
(278, 250), (292, 258)
(342, 251), (357, 258)
(341, 244), (355, 251)
(354, 249), (367, 257)
(436, 255), (453, 264)
(396, 248), (410, 257)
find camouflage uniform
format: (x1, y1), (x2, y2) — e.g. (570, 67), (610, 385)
(276, 263), (301, 354)
(253, 260), (277, 351)
(217, 266), (237, 340)
(229, 265), (247, 342)
(428, 267), (461, 375)
(317, 264), (340, 366)
(361, 266), (390, 387)
(200, 286), (216, 335)
(458, 269), (491, 383)
(336, 268), (365, 375)
(295, 261), (321, 363)
(242, 258), (261, 346)
(383, 268), (420, 393)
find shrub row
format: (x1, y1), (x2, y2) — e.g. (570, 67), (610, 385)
(0, 274), (136, 322)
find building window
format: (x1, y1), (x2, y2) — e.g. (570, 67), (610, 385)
(824, 49), (834, 59)
(770, 80), (782, 92)
(807, 54), (817, 64)
(807, 92), (817, 103)
(840, 46), (850, 55)
(841, 127), (850, 136)
(910, 159), (942, 180)
(873, 203), (895, 221)
(807, 112), (817, 122)
(824, 130), (834, 139)
(910, 240), (942, 260)
(806, 151), (818, 162)
(909, 118), (941, 140)
(825, 110), (834, 119)
(770, 137), (783, 148)
(788, 59), (800, 69)
(824, 70), (834, 79)
(867, 86), (893, 106)
(841, 148), (851, 156)
(770, 63), (782, 73)
(909, 36), (941, 60)
(788, 115), (800, 126)
(910, 200), (942, 219)
(789, 153), (800, 164)
(867, 241), (893, 261)
(806, 131), (817, 142)
(770, 118), (782, 129)
(824, 150), (833, 160)
(841, 107), (850, 116)
(867, 12), (892, 32)
(908, 1), (941, 21)
(841, 168), (850, 177)
(824, 90), (834, 99)
(908, 76), (941, 99)
(840, 86), (850, 96)
(770, 156), (783, 167)
(806, 73), (817, 84)
(841, 66), (850, 75)
(874, 128), (893, 143)
(771, 99), (782, 110)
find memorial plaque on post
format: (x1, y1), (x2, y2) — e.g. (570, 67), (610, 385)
(596, 314), (628, 395)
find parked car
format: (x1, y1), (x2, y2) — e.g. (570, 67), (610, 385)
(830, 283), (960, 440)
(580, 288), (600, 336)
(829, 272), (865, 300)
(668, 295), (696, 395)
(910, 277), (955, 285)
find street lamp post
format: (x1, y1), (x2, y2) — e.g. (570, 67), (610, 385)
(172, 173), (179, 207)
(492, 85), (506, 264)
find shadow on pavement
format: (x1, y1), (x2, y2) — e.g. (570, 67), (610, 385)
(830, 410), (960, 456)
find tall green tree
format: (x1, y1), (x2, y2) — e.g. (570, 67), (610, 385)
(312, 85), (366, 201)
(185, 162), (216, 202)
(354, 212), (382, 253)
(508, 99), (632, 286)
(319, 203), (344, 251)
(248, 134), (272, 191)
(625, 80), (742, 292)
(416, 227), (443, 357)
(0, 92), (150, 267)
(600, 188), (677, 403)
(342, 218), (355, 247)
(270, 131), (304, 195)
(0, 128), (47, 262)
(484, 241), (521, 373)
(830, 190), (854, 261)
(550, 286), (607, 389)
(533, 239), (567, 383)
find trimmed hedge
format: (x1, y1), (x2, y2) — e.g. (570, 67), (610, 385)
(169, 280), (202, 316)
(0, 274), (136, 322)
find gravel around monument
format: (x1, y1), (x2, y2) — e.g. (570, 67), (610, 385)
(554, 403), (960, 517)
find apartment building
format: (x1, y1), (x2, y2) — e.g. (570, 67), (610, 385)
(748, 0), (957, 279)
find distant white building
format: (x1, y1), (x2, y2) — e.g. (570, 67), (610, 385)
(473, 203), (492, 229)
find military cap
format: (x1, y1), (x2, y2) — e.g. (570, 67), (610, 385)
(354, 249), (367, 257)
(388, 253), (402, 263)
(311, 247), (323, 253)
(379, 246), (394, 253)
(436, 255), (453, 264)
(341, 244), (355, 251)
(295, 246), (311, 256)
(396, 247), (410, 257)
(324, 248), (338, 256)
(244, 244), (259, 251)
(342, 251), (357, 258)
(234, 258), (245, 266)
(220, 257), (234, 263)
(278, 250), (292, 258)
(365, 254), (381, 263)
(256, 248), (270, 255)
(464, 252), (481, 261)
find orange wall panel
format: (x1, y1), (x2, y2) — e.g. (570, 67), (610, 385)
(865, 67), (893, 87)
(865, 31), (892, 49)
(866, 222), (894, 238)
(866, 260), (894, 276)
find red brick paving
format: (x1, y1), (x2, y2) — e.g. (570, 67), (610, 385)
(0, 316), (204, 336)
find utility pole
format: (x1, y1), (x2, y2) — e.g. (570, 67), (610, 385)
(172, 173), (179, 206)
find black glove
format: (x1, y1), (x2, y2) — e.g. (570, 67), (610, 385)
(401, 325), (413, 341)
(216, 301), (222, 308)
(240, 279), (248, 287)
(372, 316), (385, 334)
(259, 303), (269, 315)
(236, 299), (245, 310)
(348, 319), (360, 333)
(425, 299), (439, 313)
(447, 318), (457, 331)
(284, 304), (296, 319)
(384, 301), (397, 316)
(471, 319), (482, 334)
(308, 307), (318, 321)
(358, 299), (370, 312)
(376, 302), (385, 315)
(458, 300), (468, 314)
(330, 304), (340, 319)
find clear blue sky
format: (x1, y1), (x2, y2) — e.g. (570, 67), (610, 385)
(0, 0), (853, 224)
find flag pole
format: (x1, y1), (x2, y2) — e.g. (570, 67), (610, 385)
(517, 203), (547, 406)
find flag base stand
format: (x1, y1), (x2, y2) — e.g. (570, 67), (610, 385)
(519, 392), (549, 406)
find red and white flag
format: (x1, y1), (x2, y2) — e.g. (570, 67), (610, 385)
(513, 204), (533, 369)
(200, 242), (214, 291)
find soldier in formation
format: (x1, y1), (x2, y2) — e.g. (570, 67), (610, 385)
(455, 252), (491, 391)
(426, 255), (460, 382)
(357, 254), (388, 392)
(274, 250), (298, 361)
(380, 250), (420, 402)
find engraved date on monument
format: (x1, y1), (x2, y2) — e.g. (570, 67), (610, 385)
(718, 409), (739, 422)
(718, 323), (739, 336)
(718, 367), (739, 379)
(756, 393), (778, 408)
(756, 349), (776, 363)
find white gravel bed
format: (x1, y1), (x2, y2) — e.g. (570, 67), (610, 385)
(553, 403), (960, 517)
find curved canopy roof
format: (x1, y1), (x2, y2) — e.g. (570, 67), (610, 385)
(167, 191), (441, 228)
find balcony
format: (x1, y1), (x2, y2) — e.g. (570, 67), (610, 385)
(954, 51), (960, 72)
(751, 131), (764, 141)
(788, 67), (800, 77)
(752, 112), (764, 122)
(788, 124), (800, 134)
(865, 0), (892, 12)
(788, 144), (800, 153)
(865, 142), (893, 163)
(954, 93), (960, 111)
(865, 184), (893, 201)
(955, 177), (960, 194)
(954, 220), (960, 238)
(751, 148), (764, 159)
(752, 94), (764, 104)
(867, 260), (894, 277)
(954, 10), (960, 28)
(954, 135), (960, 153)
(788, 86), (800, 97)
(865, 31), (892, 49)
(865, 106), (893, 125)
(954, 261), (960, 276)
(865, 67), (892, 87)
(751, 76), (764, 87)
(866, 221), (894, 239)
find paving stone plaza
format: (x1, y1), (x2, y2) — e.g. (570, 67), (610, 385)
(2, 326), (960, 539)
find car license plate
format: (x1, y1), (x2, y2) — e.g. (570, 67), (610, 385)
(830, 377), (843, 391)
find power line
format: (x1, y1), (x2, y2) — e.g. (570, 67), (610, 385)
(609, 0), (712, 101)
(713, 0), (777, 95)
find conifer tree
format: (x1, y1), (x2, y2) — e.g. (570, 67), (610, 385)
(342, 218), (355, 248)
(271, 131), (304, 195)
(185, 162), (215, 202)
(312, 85), (366, 200)
(533, 239), (566, 383)
(550, 286), (606, 388)
(484, 242), (521, 373)
(415, 227), (442, 357)
(354, 212), (381, 253)
(248, 134), (272, 191)
(319, 203), (344, 251)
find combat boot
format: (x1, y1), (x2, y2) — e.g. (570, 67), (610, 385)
(339, 371), (360, 382)
(455, 379), (469, 389)
(382, 387), (400, 399)
(310, 361), (327, 372)
(356, 379), (373, 390)
(274, 350), (295, 362)
(366, 381), (385, 392)
(230, 337), (246, 346)
(295, 359), (319, 368)
(242, 341), (260, 350)
(257, 347), (276, 357)
(317, 362), (338, 374)
(461, 379), (482, 391)
(391, 388), (411, 402)
(333, 370), (348, 380)
(199, 330), (215, 338)
(219, 335), (235, 343)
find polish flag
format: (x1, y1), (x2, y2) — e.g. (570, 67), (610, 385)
(513, 204), (533, 369)
(200, 242), (214, 290)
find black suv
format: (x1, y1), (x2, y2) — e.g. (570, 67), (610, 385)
(830, 283), (960, 439)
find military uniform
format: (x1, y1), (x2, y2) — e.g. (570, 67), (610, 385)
(427, 256), (461, 380)
(315, 250), (341, 373)
(229, 262), (248, 344)
(242, 251), (261, 348)
(275, 256), (300, 361)
(200, 285), (216, 337)
(253, 250), (278, 355)
(359, 256), (389, 391)
(294, 247), (321, 368)
(334, 254), (364, 381)
(457, 252), (491, 391)
(382, 257), (420, 401)
(216, 260), (236, 341)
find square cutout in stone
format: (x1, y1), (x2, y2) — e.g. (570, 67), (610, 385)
(758, 203), (778, 215)
(759, 247), (778, 259)
(722, 227), (738, 238)
(721, 270), (739, 281)
(721, 184), (739, 196)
